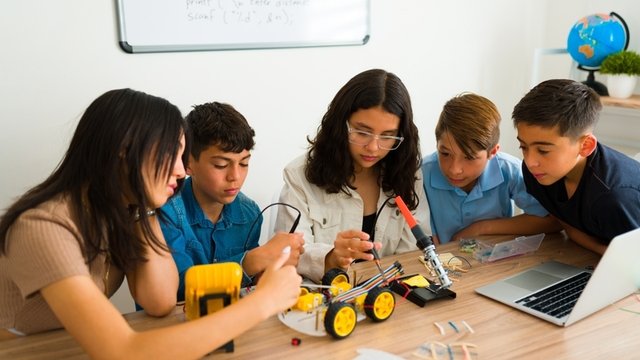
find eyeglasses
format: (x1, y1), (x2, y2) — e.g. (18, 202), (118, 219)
(346, 122), (404, 150)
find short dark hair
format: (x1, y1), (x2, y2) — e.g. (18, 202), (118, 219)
(186, 102), (255, 160)
(436, 93), (500, 158)
(512, 79), (602, 139)
(305, 69), (422, 210)
(0, 89), (186, 272)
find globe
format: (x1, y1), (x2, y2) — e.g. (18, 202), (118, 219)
(567, 13), (627, 69)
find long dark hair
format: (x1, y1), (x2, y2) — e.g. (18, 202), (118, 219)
(305, 69), (422, 209)
(0, 89), (186, 272)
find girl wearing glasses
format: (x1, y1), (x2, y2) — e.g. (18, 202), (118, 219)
(275, 69), (430, 282)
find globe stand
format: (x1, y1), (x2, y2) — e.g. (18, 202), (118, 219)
(579, 66), (609, 96)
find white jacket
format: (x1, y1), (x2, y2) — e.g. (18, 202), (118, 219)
(275, 155), (431, 282)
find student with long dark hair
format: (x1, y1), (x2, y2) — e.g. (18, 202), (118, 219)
(0, 88), (301, 358)
(275, 69), (430, 282)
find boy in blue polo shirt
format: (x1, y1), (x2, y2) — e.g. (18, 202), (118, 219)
(513, 79), (640, 255)
(159, 102), (304, 301)
(421, 93), (560, 244)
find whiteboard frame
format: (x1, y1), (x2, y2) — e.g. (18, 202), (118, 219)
(116, 0), (371, 54)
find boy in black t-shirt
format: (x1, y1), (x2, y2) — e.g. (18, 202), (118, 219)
(512, 79), (640, 255)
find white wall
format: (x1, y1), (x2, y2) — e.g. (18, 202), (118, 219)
(1, 1), (638, 313)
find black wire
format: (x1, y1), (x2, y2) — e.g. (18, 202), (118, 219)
(355, 196), (395, 268)
(371, 196), (395, 242)
(243, 197), (389, 255)
(243, 202), (301, 249)
(448, 255), (472, 270)
(361, 196), (396, 263)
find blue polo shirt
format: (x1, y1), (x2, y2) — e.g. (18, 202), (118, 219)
(421, 151), (548, 244)
(159, 177), (262, 301)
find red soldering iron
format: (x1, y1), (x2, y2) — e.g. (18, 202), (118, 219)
(394, 195), (452, 289)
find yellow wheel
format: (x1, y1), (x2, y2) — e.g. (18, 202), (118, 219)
(324, 302), (357, 339)
(364, 287), (395, 322)
(322, 268), (349, 287)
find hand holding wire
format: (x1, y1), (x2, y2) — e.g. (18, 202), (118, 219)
(329, 230), (377, 268)
(265, 232), (305, 266)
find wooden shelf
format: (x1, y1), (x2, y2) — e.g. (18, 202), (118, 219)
(601, 94), (640, 109)
(597, 93), (640, 157)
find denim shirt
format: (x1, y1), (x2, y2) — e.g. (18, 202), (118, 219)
(159, 177), (262, 301)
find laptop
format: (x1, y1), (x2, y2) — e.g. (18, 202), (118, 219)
(475, 227), (640, 326)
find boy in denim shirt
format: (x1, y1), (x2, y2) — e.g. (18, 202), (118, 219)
(160, 102), (304, 301)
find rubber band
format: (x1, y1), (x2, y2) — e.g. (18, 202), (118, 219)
(461, 320), (475, 334)
(450, 343), (478, 360)
(414, 342), (478, 359)
(448, 321), (459, 333)
(434, 321), (445, 335)
(461, 345), (471, 360)
(431, 342), (447, 359)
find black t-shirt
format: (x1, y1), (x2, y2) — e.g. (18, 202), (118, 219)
(352, 213), (377, 264)
(523, 143), (640, 244)
(362, 213), (376, 239)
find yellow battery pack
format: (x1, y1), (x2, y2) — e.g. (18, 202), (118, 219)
(184, 262), (242, 321)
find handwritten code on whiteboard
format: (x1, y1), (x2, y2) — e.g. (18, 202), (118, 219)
(117, 0), (370, 53)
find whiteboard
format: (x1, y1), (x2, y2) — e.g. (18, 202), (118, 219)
(116, 0), (370, 53)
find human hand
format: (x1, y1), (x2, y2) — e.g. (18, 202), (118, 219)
(244, 233), (304, 275)
(450, 225), (479, 243)
(264, 232), (305, 267)
(431, 234), (441, 245)
(555, 217), (607, 255)
(325, 230), (382, 270)
(254, 247), (302, 314)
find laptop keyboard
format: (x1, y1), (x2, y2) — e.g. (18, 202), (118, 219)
(515, 271), (592, 318)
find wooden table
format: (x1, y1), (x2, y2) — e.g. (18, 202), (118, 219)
(2, 232), (639, 359)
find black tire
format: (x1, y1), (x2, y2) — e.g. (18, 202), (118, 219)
(324, 302), (357, 339)
(364, 287), (395, 322)
(321, 268), (349, 287)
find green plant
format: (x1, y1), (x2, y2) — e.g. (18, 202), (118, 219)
(599, 50), (640, 75)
